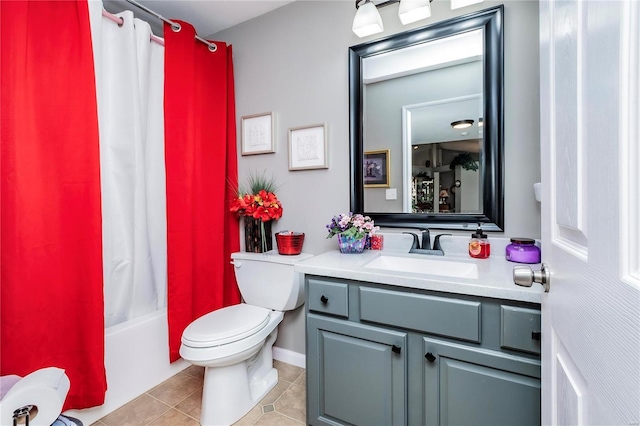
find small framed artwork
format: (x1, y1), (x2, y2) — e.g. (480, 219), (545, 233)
(288, 124), (329, 170)
(241, 112), (275, 155)
(364, 149), (390, 188)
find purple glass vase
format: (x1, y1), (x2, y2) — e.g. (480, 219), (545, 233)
(337, 234), (366, 254)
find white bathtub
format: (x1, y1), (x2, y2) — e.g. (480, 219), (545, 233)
(64, 309), (189, 425)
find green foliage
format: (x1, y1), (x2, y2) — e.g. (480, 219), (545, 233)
(449, 153), (479, 171)
(238, 170), (279, 196)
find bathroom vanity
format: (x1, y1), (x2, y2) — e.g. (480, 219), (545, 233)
(296, 241), (542, 426)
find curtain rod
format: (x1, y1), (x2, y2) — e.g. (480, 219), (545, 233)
(101, 9), (165, 45)
(123, 0), (218, 52)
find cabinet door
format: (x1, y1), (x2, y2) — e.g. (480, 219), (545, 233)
(423, 337), (541, 426)
(307, 314), (407, 426)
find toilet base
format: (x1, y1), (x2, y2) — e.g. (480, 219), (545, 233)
(199, 329), (279, 426)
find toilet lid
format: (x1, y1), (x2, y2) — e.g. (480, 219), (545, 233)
(181, 304), (270, 348)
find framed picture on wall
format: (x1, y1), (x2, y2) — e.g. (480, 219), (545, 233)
(241, 112), (275, 155)
(364, 150), (390, 188)
(288, 124), (329, 170)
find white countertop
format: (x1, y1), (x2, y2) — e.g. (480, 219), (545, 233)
(295, 234), (543, 304)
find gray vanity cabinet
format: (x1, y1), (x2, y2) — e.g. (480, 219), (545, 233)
(305, 276), (542, 426)
(423, 338), (541, 425)
(307, 315), (407, 426)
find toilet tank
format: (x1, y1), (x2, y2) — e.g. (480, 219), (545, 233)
(231, 251), (314, 311)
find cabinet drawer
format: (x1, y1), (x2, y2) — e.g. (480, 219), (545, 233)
(500, 306), (541, 354)
(359, 287), (481, 342)
(307, 279), (349, 318)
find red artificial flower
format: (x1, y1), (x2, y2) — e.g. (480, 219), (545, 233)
(230, 190), (283, 222)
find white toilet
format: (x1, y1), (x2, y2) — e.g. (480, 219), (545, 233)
(179, 250), (313, 426)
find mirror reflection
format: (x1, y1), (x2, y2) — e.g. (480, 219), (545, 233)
(363, 29), (483, 214)
(350, 6), (504, 230)
(406, 95), (483, 214)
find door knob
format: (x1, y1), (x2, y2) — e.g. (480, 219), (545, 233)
(513, 263), (550, 292)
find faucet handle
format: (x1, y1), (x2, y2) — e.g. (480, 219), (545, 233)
(432, 234), (452, 252)
(419, 229), (431, 251)
(403, 232), (420, 250)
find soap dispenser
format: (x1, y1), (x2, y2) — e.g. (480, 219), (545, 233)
(469, 225), (490, 259)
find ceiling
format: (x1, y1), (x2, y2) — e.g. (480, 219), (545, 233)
(410, 95), (483, 148)
(103, 0), (296, 37)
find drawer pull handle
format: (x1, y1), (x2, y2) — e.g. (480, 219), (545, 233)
(531, 331), (541, 341)
(320, 295), (328, 304)
(392, 345), (401, 354)
(425, 352), (436, 363)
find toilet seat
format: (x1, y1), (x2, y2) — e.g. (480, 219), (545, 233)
(181, 304), (270, 348)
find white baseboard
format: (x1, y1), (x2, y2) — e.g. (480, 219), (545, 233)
(273, 346), (306, 368)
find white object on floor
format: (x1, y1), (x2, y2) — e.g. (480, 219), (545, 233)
(180, 251), (313, 426)
(0, 367), (70, 426)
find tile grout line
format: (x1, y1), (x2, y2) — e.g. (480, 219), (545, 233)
(265, 377), (306, 425)
(101, 393), (171, 426)
(145, 387), (203, 423)
(245, 376), (299, 426)
(139, 394), (172, 426)
(173, 395), (202, 423)
(275, 408), (306, 425)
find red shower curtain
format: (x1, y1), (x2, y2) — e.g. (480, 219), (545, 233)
(0, 0), (106, 409)
(164, 22), (241, 362)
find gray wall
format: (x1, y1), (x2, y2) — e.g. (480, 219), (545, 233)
(214, 0), (540, 355)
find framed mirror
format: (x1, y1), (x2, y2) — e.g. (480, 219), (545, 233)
(349, 6), (504, 230)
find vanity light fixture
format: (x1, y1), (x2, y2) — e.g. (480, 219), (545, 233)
(450, 0), (485, 10)
(451, 119), (474, 129)
(352, 0), (384, 38)
(353, 0), (484, 38)
(398, 0), (432, 25)
(478, 118), (484, 127)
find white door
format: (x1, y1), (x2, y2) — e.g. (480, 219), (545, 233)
(539, 0), (640, 424)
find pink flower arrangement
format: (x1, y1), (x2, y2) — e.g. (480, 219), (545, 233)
(326, 213), (378, 239)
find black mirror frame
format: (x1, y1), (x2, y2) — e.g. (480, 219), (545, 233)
(349, 5), (504, 231)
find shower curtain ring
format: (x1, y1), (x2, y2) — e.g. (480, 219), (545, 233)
(208, 44), (217, 52)
(171, 23), (181, 32)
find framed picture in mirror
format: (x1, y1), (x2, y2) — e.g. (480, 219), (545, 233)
(364, 150), (390, 188)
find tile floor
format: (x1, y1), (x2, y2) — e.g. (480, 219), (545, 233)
(91, 361), (306, 426)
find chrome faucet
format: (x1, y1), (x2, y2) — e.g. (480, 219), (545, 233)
(404, 229), (451, 255)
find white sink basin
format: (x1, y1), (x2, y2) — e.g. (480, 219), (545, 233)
(364, 255), (479, 279)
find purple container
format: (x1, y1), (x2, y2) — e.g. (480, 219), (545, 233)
(505, 238), (541, 264)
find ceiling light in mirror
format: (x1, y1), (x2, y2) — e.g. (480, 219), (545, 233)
(451, 119), (474, 129)
(353, 0), (384, 37)
(398, 0), (432, 25)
